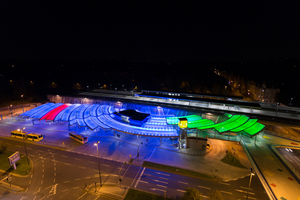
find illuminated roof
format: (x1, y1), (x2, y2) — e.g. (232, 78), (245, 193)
(40, 104), (70, 121)
(230, 119), (258, 132)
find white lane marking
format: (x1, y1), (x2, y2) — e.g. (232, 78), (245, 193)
(61, 155), (68, 158)
(156, 184), (167, 188)
(16, 145), (22, 147)
(134, 167), (146, 188)
(29, 154), (35, 157)
(79, 166), (86, 169)
(75, 178), (81, 181)
(64, 181), (70, 183)
(65, 163), (71, 165)
(240, 186), (252, 190)
(102, 164), (110, 167)
(150, 188), (166, 192)
(88, 161), (95, 164)
(219, 182), (230, 185)
(220, 190), (232, 194)
(42, 174), (44, 178)
(153, 179), (168, 184)
(177, 189), (185, 193)
(178, 181), (188, 184)
(37, 150), (43, 152)
(33, 196), (36, 200)
(74, 158), (81, 161)
(198, 185), (211, 190)
(27, 147), (32, 150)
(29, 180), (31, 185)
(155, 172), (170, 176)
(73, 187), (80, 189)
(236, 189), (255, 195)
(139, 180), (148, 184)
(76, 192), (87, 200)
(62, 189), (68, 192)
(243, 196), (256, 200)
(25, 188), (29, 192)
(41, 180), (43, 184)
(33, 187), (41, 194)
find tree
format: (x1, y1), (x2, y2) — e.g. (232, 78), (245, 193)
(0, 145), (7, 154)
(181, 187), (203, 200)
(209, 190), (224, 200)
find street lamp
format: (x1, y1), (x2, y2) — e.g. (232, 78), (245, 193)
(21, 127), (29, 165)
(246, 168), (255, 200)
(94, 141), (102, 189)
(21, 95), (24, 113)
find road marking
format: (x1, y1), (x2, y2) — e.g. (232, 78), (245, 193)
(64, 181), (70, 183)
(62, 189), (68, 192)
(240, 186), (252, 190)
(6, 143), (11, 145)
(177, 189), (185, 193)
(139, 180), (148, 184)
(27, 147), (32, 150)
(29, 180), (31, 185)
(85, 177), (91, 179)
(33, 187), (41, 194)
(243, 196), (256, 200)
(54, 173), (56, 176)
(75, 178), (81, 180)
(155, 172), (170, 176)
(20, 196), (26, 200)
(219, 182), (230, 185)
(156, 184), (167, 188)
(198, 185), (211, 190)
(79, 166), (86, 169)
(33, 196), (36, 200)
(76, 192), (87, 200)
(236, 189), (255, 195)
(159, 177), (168, 180)
(178, 181), (188, 184)
(151, 188), (166, 192)
(52, 159), (58, 163)
(144, 173), (151, 176)
(25, 188), (29, 192)
(16, 145), (22, 147)
(102, 164), (110, 167)
(220, 190), (232, 194)
(54, 178), (55, 182)
(153, 179), (168, 184)
(61, 155), (68, 158)
(42, 174), (44, 178)
(74, 158), (81, 161)
(29, 154), (35, 157)
(88, 161), (95, 164)
(134, 167), (146, 188)
(41, 180), (43, 184)
(37, 150), (43, 152)
(65, 163), (71, 165)
(73, 187), (80, 189)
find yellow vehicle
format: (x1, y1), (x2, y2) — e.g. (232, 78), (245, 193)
(11, 130), (27, 139)
(69, 132), (88, 144)
(26, 133), (44, 141)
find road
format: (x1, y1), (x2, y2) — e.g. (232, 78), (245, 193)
(276, 147), (300, 174)
(0, 137), (269, 200)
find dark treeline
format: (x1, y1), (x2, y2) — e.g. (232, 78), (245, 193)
(0, 58), (299, 107)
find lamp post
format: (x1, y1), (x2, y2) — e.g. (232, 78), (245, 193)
(94, 141), (102, 189)
(246, 168), (255, 200)
(21, 95), (24, 113)
(21, 127), (29, 165)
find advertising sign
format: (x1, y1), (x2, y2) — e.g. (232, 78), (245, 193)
(8, 151), (20, 166)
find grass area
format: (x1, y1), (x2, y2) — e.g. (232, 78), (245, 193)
(0, 150), (32, 176)
(124, 188), (172, 200)
(221, 149), (246, 168)
(143, 161), (215, 180)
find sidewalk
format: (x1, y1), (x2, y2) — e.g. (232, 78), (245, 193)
(85, 183), (128, 200)
(0, 180), (24, 192)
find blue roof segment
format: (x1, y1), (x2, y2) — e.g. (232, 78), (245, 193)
(31, 103), (63, 119)
(84, 117), (98, 130)
(60, 104), (81, 121)
(97, 105), (104, 116)
(90, 104), (100, 117)
(69, 104), (84, 121)
(92, 116), (110, 129)
(53, 105), (69, 121)
(20, 103), (54, 117)
(84, 104), (96, 118)
(77, 104), (90, 119)
(77, 118), (86, 127)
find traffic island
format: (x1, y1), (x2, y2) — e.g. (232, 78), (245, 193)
(124, 188), (172, 200)
(221, 147), (247, 169)
(85, 183), (128, 200)
(0, 150), (32, 176)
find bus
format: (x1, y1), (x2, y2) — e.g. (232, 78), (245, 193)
(11, 130), (43, 141)
(27, 133), (44, 141)
(69, 132), (88, 144)
(11, 130), (28, 139)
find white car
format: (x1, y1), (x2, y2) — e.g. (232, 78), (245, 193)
(285, 148), (293, 152)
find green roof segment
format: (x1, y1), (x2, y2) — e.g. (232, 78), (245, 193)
(187, 119), (215, 128)
(230, 119), (258, 132)
(224, 113), (233, 118)
(244, 122), (265, 136)
(198, 115), (241, 130)
(166, 115), (202, 125)
(215, 115), (249, 133)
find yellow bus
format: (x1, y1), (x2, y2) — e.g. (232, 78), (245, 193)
(26, 133), (44, 141)
(69, 132), (88, 144)
(11, 130), (27, 139)
(11, 130), (43, 141)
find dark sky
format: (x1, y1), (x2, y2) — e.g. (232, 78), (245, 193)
(1, 1), (299, 63)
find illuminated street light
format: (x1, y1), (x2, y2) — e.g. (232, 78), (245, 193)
(94, 141), (102, 189)
(246, 168), (255, 200)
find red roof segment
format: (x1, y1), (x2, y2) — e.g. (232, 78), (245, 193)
(40, 104), (70, 121)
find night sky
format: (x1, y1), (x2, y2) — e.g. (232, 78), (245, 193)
(1, 1), (299, 63)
